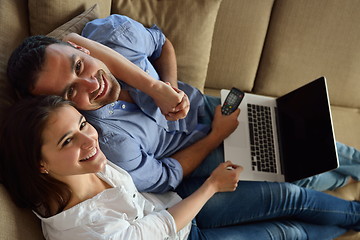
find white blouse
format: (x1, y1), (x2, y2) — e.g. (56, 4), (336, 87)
(35, 162), (191, 240)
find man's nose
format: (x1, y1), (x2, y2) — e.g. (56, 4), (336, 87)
(77, 76), (99, 93)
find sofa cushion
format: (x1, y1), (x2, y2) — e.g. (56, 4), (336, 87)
(47, 4), (100, 39)
(331, 106), (360, 149)
(0, 0), (29, 121)
(0, 185), (44, 240)
(28, 0), (111, 36)
(111, 0), (223, 92)
(205, 0), (275, 93)
(254, 0), (360, 109)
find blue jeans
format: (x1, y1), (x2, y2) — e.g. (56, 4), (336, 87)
(176, 180), (358, 240)
(188, 220), (346, 240)
(197, 95), (360, 191)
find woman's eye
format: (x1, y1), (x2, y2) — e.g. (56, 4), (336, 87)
(80, 121), (87, 130)
(62, 138), (72, 147)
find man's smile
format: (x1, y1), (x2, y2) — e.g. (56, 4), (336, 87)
(93, 71), (108, 101)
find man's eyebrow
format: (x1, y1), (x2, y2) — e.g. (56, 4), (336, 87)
(60, 54), (77, 98)
(57, 115), (84, 146)
(70, 54), (77, 72)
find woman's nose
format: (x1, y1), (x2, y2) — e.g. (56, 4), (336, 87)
(80, 134), (96, 150)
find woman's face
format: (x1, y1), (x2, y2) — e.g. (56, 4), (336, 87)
(40, 105), (107, 181)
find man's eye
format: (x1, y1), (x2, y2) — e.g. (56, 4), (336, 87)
(75, 60), (82, 75)
(67, 87), (74, 99)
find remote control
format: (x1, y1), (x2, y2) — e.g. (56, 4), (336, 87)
(221, 87), (245, 115)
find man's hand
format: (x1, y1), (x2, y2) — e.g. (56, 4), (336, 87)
(152, 81), (190, 121)
(165, 86), (190, 121)
(210, 105), (240, 141)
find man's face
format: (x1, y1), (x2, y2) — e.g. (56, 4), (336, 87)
(32, 44), (121, 110)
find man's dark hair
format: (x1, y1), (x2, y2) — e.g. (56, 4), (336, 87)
(7, 35), (70, 98)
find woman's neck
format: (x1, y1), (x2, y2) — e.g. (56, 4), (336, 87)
(63, 173), (112, 210)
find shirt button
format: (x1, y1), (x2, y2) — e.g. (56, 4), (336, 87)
(121, 104), (126, 109)
(133, 193), (136, 198)
(111, 103), (115, 107)
(109, 110), (114, 114)
(146, 69), (150, 74)
(135, 216), (138, 220)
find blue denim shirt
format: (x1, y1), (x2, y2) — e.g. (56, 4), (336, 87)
(81, 15), (210, 193)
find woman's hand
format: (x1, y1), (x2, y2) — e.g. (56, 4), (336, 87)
(167, 161), (242, 232)
(207, 161), (243, 192)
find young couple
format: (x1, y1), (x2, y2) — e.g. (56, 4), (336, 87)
(3, 14), (360, 239)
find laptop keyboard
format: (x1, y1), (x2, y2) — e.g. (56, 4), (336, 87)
(247, 104), (277, 173)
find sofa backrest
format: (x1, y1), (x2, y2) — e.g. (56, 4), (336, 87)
(0, 0), (30, 119)
(0, 185), (44, 240)
(257, 0), (360, 108)
(207, 0), (360, 109)
(205, 0), (275, 93)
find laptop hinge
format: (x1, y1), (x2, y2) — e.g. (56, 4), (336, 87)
(274, 106), (285, 175)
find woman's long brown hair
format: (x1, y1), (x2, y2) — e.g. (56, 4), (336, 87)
(0, 96), (74, 217)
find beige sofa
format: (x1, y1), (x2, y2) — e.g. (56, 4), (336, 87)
(0, 0), (359, 239)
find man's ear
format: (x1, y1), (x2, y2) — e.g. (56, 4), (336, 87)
(67, 41), (91, 55)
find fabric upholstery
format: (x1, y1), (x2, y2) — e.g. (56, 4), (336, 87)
(0, 185), (44, 239)
(206, 0), (275, 92)
(0, 0), (29, 118)
(47, 4), (100, 39)
(254, 0), (360, 109)
(28, 0), (111, 35)
(331, 106), (360, 149)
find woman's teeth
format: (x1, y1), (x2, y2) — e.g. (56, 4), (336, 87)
(81, 148), (97, 162)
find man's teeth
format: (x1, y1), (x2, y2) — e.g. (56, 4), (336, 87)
(81, 148), (97, 161)
(97, 78), (105, 97)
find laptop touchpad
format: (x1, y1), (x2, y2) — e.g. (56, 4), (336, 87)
(226, 122), (248, 148)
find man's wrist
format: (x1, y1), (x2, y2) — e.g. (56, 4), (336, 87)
(207, 131), (225, 147)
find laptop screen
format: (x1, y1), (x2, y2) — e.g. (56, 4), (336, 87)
(276, 77), (339, 182)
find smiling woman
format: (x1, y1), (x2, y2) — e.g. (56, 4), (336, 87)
(2, 96), (360, 240)
(39, 103), (107, 177)
(0, 96), (110, 216)
(0, 96), (76, 216)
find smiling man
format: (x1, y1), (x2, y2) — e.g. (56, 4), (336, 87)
(31, 43), (121, 110)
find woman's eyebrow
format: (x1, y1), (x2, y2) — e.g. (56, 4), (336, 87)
(57, 115), (84, 146)
(57, 131), (71, 146)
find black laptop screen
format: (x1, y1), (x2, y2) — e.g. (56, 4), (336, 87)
(276, 77), (339, 182)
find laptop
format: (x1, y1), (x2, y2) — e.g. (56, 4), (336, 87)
(220, 77), (339, 182)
